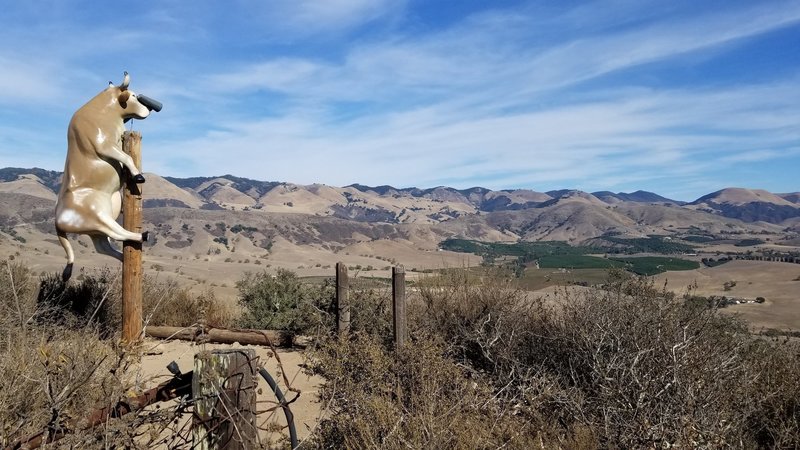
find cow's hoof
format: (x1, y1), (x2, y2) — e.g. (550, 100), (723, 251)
(133, 174), (146, 184)
(142, 231), (149, 242)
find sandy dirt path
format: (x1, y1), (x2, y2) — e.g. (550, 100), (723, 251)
(138, 338), (324, 447)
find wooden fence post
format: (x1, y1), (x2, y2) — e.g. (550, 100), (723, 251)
(193, 349), (258, 449)
(392, 266), (407, 348)
(336, 262), (350, 334)
(122, 131), (143, 343)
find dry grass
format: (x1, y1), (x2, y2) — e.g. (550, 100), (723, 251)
(36, 266), (236, 332)
(0, 261), (154, 448)
(654, 260), (800, 330)
(304, 267), (800, 449)
(3, 259), (799, 448)
(306, 333), (558, 449)
(0, 260), (237, 449)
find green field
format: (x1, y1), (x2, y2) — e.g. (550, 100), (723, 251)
(440, 239), (601, 259)
(735, 238), (765, 247)
(600, 235), (697, 254)
(609, 256), (700, 276)
(537, 255), (698, 276)
(516, 268), (611, 291)
(441, 238), (701, 278)
(538, 255), (624, 270)
(682, 235), (715, 243)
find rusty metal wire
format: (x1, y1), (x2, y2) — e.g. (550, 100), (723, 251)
(4, 345), (301, 450)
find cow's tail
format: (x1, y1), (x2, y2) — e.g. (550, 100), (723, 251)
(57, 229), (75, 282)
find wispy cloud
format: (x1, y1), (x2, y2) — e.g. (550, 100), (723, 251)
(0, 1), (798, 200)
(199, 1), (800, 104)
(150, 79), (800, 199)
(268, 0), (405, 32)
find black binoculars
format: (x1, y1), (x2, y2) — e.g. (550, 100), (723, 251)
(137, 94), (162, 112)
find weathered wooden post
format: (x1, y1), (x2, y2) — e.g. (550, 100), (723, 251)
(122, 131), (143, 343)
(193, 349), (258, 449)
(392, 266), (407, 348)
(336, 262), (350, 334)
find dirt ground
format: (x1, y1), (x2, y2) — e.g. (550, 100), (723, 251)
(137, 338), (324, 447)
(654, 260), (800, 330)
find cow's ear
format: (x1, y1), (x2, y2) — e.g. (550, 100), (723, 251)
(118, 91), (131, 107)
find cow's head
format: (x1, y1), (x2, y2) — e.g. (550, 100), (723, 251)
(108, 72), (161, 121)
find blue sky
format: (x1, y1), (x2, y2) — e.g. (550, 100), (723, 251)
(1, 0), (798, 201)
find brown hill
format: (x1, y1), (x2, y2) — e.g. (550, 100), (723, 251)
(778, 192), (800, 204)
(481, 191), (637, 243)
(0, 169), (790, 254)
(689, 188), (800, 223)
(1, 169), (793, 302)
(692, 188), (796, 207)
(197, 178), (258, 207)
(0, 174), (57, 201)
(142, 173), (205, 209)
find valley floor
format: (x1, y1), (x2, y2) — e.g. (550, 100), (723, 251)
(654, 260), (800, 331)
(3, 235), (799, 332)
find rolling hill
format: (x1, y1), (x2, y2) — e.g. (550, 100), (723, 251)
(688, 188), (800, 223)
(0, 167), (796, 288)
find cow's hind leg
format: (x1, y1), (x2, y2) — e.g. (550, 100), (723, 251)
(91, 235), (123, 262)
(57, 229), (75, 281)
(94, 213), (147, 243)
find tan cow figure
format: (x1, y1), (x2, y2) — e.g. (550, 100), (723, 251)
(55, 72), (153, 281)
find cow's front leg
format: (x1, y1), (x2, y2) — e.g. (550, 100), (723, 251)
(99, 142), (146, 183)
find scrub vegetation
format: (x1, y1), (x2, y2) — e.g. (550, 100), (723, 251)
(304, 268), (800, 449)
(2, 261), (798, 448)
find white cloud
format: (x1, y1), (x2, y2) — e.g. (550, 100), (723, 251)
(150, 77), (800, 198)
(0, 56), (63, 105)
(225, 0), (405, 36)
(1, 0), (799, 200)
(187, 0), (800, 147)
(279, 0), (404, 30)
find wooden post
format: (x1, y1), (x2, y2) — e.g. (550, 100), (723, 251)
(336, 262), (349, 334)
(193, 349), (258, 449)
(122, 131), (143, 343)
(392, 266), (407, 348)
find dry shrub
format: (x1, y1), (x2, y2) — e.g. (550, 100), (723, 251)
(413, 267), (532, 375)
(36, 269), (119, 335)
(306, 332), (551, 449)
(0, 259), (37, 332)
(0, 260), (166, 449)
(236, 269), (336, 336)
(35, 267), (235, 331)
(143, 279), (234, 328)
(303, 268), (592, 449)
(0, 326), (141, 448)
(306, 267), (800, 448)
(518, 274), (800, 448)
(235, 269), (391, 339)
(412, 268), (800, 448)
(346, 282), (394, 341)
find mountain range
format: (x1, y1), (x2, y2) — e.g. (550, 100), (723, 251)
(1, 167), (798, 275)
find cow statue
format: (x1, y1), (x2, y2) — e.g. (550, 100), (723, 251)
(55, 72), (161, 281)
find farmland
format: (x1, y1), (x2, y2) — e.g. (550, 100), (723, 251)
(441, 238), (700, 276)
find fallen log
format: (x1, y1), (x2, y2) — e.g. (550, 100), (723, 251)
(145, 326), (292, 347)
